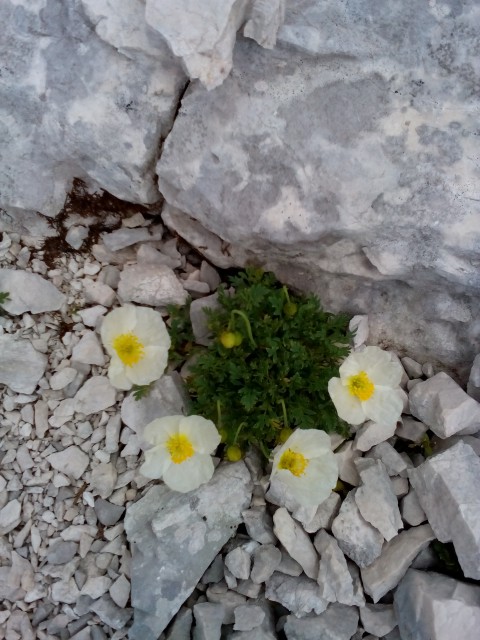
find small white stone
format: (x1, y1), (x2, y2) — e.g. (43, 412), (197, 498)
(0, 269), (65, 314)
(72, 331), (105, 366)
(349, 315), (369, 348)
(90, 463), (117, 499)
(74, 376), (116, 415)
(102, 227), (155, 251)
(109, 574), (130, 608)
(401, 357), (423, 379)
(0, 499), (22, 535)
(233, 604), (265, 632)
(66, 226), (89, 250)
(49, 367), (78, 390)
(273, 507), (319, 579)
(355, 420), (397, 452)
(315, 529), (357, 605)
(0, 335), (47, 394)
(335, 441), (361, 486)
(366, 442), (408, 476)
(396, 417), (428, 442)
(118, 263), (188, 307)
(360, 603), (397, 637)
(401, 489), (426, 526)
(83, 279), (116, 307)
(78, 305), (108, 327)
(81, 575), (112, 599)
(47, 446), (89, 480)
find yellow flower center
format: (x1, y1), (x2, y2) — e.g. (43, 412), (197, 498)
(166, 433), (195, 464)
(112, 332), (145, 366)
(347, 370), (375, 401)
(278, 449), (309, 477)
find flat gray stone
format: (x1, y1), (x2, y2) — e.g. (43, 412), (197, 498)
(294, 492), (342, 534)
(165, 607), (193, 640)
(189, 294), (221, 346)
(354, 459), (403, 541)
(250, 545), (281, 584)
(366, 443), (408, 476)
(315, 530), (356, 606)
(89, 595), (132, 630)
(273, 508), (319, 579)
(242, 507), (276, 544)
(361, 524), (435, 602)
(125, 462), (252, 640)
(206, 582), (247, 624)
(401, 490), (426, 527)
(409, 373), (480, 437)
(94, 498), (125, 526)
(118, 263), (188, 307)
(408, 441), (480, 579)
(102, 227), (158, 251)
(0, 335), (47, 394)
(47, 541), (78, 565)
(265, 572), (328, 617)
(47, 446), (89, 480)
(467, 354), (480, 402)
(71, 331), (105, 366)
(109, 574), (130, 609)
(0, 499), (22, 535)
(0, 269), (65, 314)
(354, 420), (397, 452)
(331, 490), (384, 568)
(193, 602), (225, 640)
(396, 417), (428, 443)
(225, 547), (251, 581)
(283, 603), (359, 640)
(233, 604), (265, 632)
(394, 569), (480, 640)
(74, 376), (116, 416)
(359, 604), (397, 637)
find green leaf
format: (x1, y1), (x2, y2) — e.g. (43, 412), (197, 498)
(131, 383), (153, 401)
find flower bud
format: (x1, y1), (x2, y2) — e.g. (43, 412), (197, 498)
(225, 444), (242, 461)
(283, 302), (298, 317)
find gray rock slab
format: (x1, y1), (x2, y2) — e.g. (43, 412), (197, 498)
(265, 572), (328, 617)
(409, 373), (480, 437)
(251, 545), (281, 584)
(365, 443), (408, 476)
(165, 607), (193, 640)
(225, 547), (251, 581)
(359, 604), (397, 637)
(89, 594), (132, 630)
(354, 421), (397, 452)
(467, 353), (480, 402)
(118, 263), (188, 307)
(47, 446), (89, 481)
(315, 530), (356, 605)
(394, 569), (480, 640)
(47, 541), (78, 565)
(283, 603), (359, 640)
(0, 499), (22, 535)
(361, 524), (435, 602)
(125, 461), (252, 640)
(331, 490), (384, 568)
(233, 604), (265, 631)
(0, 269), (65, 314)
(335, 441), (361, 487)
(74, 376), (116, 416)
(71, 331), (105, 366)
(354, 459), (403, 541)
(242, 507), (276, 544)
(190, 294), (221, 346)
(94, 499), (125, 526)
(201, 555), (224, 585)
(408, 440), (480, 579)
(294, 492), (342, 534)
(396, 417), (428, 443)
(0, 335), (47, 394)
(273, 508), (319, 579)
(193, 602), (225, 640)
(401, 490), (426, 527)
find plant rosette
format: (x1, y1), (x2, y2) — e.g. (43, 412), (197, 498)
(270, 429), (338, 507)
(100, 304), (170, 390)
(328, 345), (403, 427)
(140, 415), (221, 492)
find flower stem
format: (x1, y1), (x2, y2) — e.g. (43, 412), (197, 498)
(216, 399), (222, 430)
(232, 422), (246, 445)
(278, 399), (288, 429)
(282, 286), (291, 304)
(231, 310), (256, 348)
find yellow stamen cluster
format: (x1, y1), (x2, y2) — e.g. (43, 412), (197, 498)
(166, 433), (195, 464)
(112, 332), (145, 366)
(347, 370), (375, 401)
(278, 448), (308, 477)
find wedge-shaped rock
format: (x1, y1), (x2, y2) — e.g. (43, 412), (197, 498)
(0, 335), (47, 394)
(409, 372), (480, 437)
(354, 459), (403, 541)
(0, 269), (65, 314)
(408, 441), (480, 579)
(265, 572), (328, 617)
(394, 569), (480, 640)
(331, 490), (384, 568)
(273, 508), (319, 579)
(359, 603), (397, 637)
(125, 461), (252, 640)
(314, 530), (356, 605)
(361, 524), (434, 602)
(284, 603), (359, 640)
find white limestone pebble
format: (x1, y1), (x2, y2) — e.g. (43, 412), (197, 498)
(82, 576), (112, 599)
(193, 602), (225, 640)
(273, 507), (319, 579)
(401, 489), (426, 526)
(360, 524), (435, 602)
(49, 367), (78, 390)
(78, 305), (108, 327)
(354, 420), (397, 452)
(89, 462), (117, 499)
(331, 490), (384, 568)
(71, 331), (105, 366)
(366, 443), (408, 476)
(118, 263), (188, 307)
(74, 376), (116, 415)
(224, 547), (251, 581)
(409, 372), (480, 437)
(396, 416), (428, 442)
(360, 603), (397, 637)
(47, 446), (89, 480)
(233, 604), (265, 632)
(0, 335), (47, 393)
(335, 441), (362, 486)
(408, 441), (480, 579)
(109, 574), (131, 609)
(283, 603), (359, 640)
(250, 544), (282, 584)
(265, 572), (328, 616)
(83, 279), (116, 307)
(0, 268), (65, 314)
(0, 499), (22, 535)
(315, 529), (356, 605)
(401, 357), (423, 379)
(102, 227), (155, 251)
(242, 507), (276, 544)
(467, 353), (480, 402)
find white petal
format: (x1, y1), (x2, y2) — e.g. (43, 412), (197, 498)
(273, 454), (337, 507)
(339, 346), (394, 381)
(338, 351), (363, 379)
(126, 346), (169, 385)
(163, 454), (214, 492)
(179, 416), (221, 455)
(362, 386), (403, 426)
(134, 307), (171, 349)
(328, 378), (366, 425)
(108, 357), (132, 390)
(140, 445), (171, 479)
(100, 305), (137, 355)
(365, 356), (403, 388)
(143, 416), (182, 446)
(282, 428), (332, 459)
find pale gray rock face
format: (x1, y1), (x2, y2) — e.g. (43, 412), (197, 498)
(157, 0), (480, 373)
(124, 462), (252, 640)
(359, 604), (397, 637)
(0, 0), (186, 220)
(118, 263), (189, 307)
(193, 602), (225, 640)
(394, 569), (480, 640)
(47, 446), (89, 481)
(0, 269), (65, 314)
(315, 530), (356, 606)
(0, 335), (47, 394)
(467, 354), (480, 402)
(408, 441), (480, 579)
(74, 376), (117, 416)
(294, 492), (342, 534)
(409, 373), (480, 437)
(250, 545), (281, 584)
(283, 603), (359, 640)
(360, 524), (435, 602)
(273, 508), (319, 579)
(265, 572), (328, 617)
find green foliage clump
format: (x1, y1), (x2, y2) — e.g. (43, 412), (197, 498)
(171, 268), (352, 456)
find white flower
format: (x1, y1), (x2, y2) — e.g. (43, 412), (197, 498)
(100, 304), (170, 390)
(270, 429), (338, 507)
(140, 415), (221, 492)
(328, 346), (403, 426)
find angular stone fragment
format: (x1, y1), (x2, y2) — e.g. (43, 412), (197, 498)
(251, 545), (281, 584)
(273, 508), (319, 579)
(206, 582), (247, 624)
(47, 446), (89, 480)
(118, 263), (188, 307)
(331, 490), (384, 568)
(315, 530), (356, 605)
(394, 569), (480, 640)
(242, 507), (276, 544)
(189, 294), (221, 346)
(396, 417), (428, 443)
(401, 490), (426, 527)
(467, 354), (480, 402)
(234, 604), (265, 631)
(89, 463), (117, 499)
(125, 462), (252, 640)
(361, 524), (434, 602)
(354, 420), (397, 452)
(89, 594), (132, 630)
(102, 227), (157, 251)
(335, 441), (361, 486)
(0, 269), (65, 314)
(354, 459), (403, 541)
(225, 547), (251, 581)
(265, 572), (328, 616)
(366, 443), (407, 476)
(359, 604), (397, 637)
(74, 376), (116, 416)
(0, 335), (47, 394)
(72, 331), (105, 366)
(408, 441), (480, 579)
(94, 498), (125, 526)
(109, 574), (130, 609)
(293, 492), (342, 534)
(0, 499), (22, 535)
(283, 603), (359, 640)
(409, 372), (480, 437)
(193, 602), (225, 640)
(165, 607), (193, 640)
(401, 357), (423, 379)
(47, 541), (78, 565)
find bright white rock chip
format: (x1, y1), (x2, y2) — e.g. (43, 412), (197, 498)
(328, 346), (404, 427)
(140, 415), (221, 493)
(270, 429), (338, 507)
(100, 304), (171, 390)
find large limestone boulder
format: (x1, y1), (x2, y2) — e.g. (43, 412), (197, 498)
(157, 0), (480, 373)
